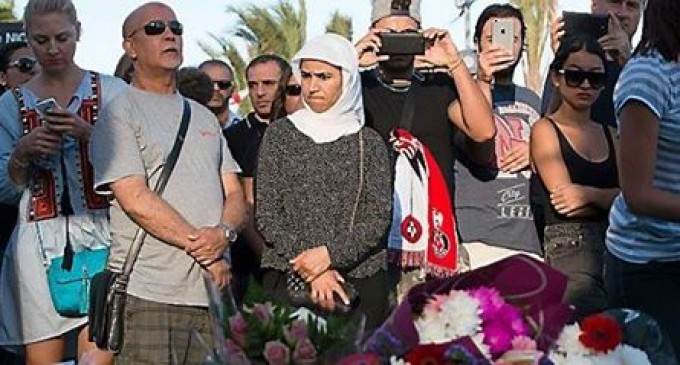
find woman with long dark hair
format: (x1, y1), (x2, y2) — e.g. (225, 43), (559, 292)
(605, 0), (680, 359)
(531, 35), (619, 320)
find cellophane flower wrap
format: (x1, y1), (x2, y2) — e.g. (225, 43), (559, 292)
(362, 254), (573, 364)
(203, 281), (365, 365)
(546, 309), (677, 365)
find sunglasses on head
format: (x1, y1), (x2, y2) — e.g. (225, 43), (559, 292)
(128, 20), (183, 37)
(213, 80), (232, 90)
(285, 84), (301, 96)
(558, 69), (606, 89)
(8, 57), (37, 74)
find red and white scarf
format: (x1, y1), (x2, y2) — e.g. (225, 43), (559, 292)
(387, 129), (458, 277)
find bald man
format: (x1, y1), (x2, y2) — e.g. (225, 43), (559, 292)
(89, 2), (245, 362)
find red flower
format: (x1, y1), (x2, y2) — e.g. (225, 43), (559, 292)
(404, 343), (451, 364)
(578, 314), (622, 353)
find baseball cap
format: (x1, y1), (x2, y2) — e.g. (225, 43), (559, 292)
(370, 0), (422, 25)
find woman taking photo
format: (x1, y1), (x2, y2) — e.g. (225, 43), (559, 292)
(530, 35), (619, 320)
(256, 33), (392, 332)
(605, 0), (680, 358)
(0, 0), (126, 363)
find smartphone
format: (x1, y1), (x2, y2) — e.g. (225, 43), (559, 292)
(563, 11), (609, 40)
(378, 32), (425, 56)
(34, 97), (60, 118)
(492, 18), (515, 51)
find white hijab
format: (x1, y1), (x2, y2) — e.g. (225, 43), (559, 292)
(288, 33), (364, 144)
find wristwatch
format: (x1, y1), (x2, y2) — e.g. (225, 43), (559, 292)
(216, 223), (238, 243)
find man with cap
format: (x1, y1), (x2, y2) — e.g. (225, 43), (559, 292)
(355, 0), (495, 302)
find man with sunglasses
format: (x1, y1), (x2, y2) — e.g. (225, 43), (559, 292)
(541, 0), (645, 127)
(355, 0), (495, 301)
(90, 3), (245, 362)
(222, 54), (290, 304)
(199, 59), (240, 129)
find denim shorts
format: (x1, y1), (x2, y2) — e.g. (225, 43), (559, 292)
(544, 220), (608, 319)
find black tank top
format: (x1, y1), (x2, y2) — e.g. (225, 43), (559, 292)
(531, 117), (619, 225)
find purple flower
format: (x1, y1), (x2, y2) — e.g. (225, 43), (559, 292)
(225, 339), (250, 365)
(469, 287), (505, 321)
(252, 303), (272, 324)
(497, 305), (529, 336)
(229, 312), (248, 347)
(483, 320), (515, 357)
(263, 340), (290, 365)
(284, 319), (308, 346)
(292, 338), (317, 364)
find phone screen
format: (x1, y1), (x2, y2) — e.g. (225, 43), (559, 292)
(35, 98), (59, 118)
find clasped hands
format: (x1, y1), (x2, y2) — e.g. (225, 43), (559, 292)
(290, 245), (349, 311)
(187, 226), (231, 289)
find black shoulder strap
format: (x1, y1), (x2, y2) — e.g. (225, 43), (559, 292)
(120, 98), (192, 278)
(398, 72), (423, 131)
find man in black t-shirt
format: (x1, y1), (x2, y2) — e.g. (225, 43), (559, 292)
(540, 0), (644, 126)
(224, 54), (290, 302)
(356, 0), (495, 300)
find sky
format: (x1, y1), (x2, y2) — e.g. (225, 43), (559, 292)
(11, 0), (591, 81)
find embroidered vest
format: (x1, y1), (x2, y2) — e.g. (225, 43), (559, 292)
(13, 72), (108, 222)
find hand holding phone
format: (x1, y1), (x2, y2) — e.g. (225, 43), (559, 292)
(34, 97), (60, 119)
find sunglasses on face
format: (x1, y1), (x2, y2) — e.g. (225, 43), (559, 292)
(128, 20), (183, 37)
(213, 80), (232, 90)
(285, 84), (302, 96)
(558, 69), (607, 89)
(8, 57), (37, 74)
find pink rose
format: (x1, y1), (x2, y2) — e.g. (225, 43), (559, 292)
(263, 340), (290, 365)
(252, 303), (272, 323)
(284, 319), (308, 345)
(229, 312), (248, 347)
(225, 339), (251, 365)
(510, 336), (537, 351)
(228, 352), (253, 365)
(292, 338), (317, 364)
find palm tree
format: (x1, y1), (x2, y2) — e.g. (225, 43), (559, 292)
(0, 0), (16, 22)
(511, 0), (558, 95)
(325, 10), (352, 40)
(200, 1), (355, 115)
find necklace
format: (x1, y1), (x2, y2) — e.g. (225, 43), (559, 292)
(374, 68), (410, 93)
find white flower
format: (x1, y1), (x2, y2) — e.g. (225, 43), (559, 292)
(414, 290), (482, 344)
(470, 333), (491, 359)
(555, 324), (591, 356)
(617, 345), (652, 365)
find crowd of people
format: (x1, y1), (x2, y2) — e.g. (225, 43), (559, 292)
(0, 0), (678, 363)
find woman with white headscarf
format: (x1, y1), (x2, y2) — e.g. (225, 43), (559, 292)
(256, 34), (392, 331)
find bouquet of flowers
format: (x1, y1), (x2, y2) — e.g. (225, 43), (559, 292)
(204, 281), (364, 365)
(546, 309), (676, 365)
(361, 255), (574, 364)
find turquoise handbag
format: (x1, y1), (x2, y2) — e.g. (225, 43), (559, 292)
(46, 247), (109, 317)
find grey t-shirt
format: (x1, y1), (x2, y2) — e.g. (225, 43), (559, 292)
(90, 87), (240, 306)
(454, 84), (542, 254)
